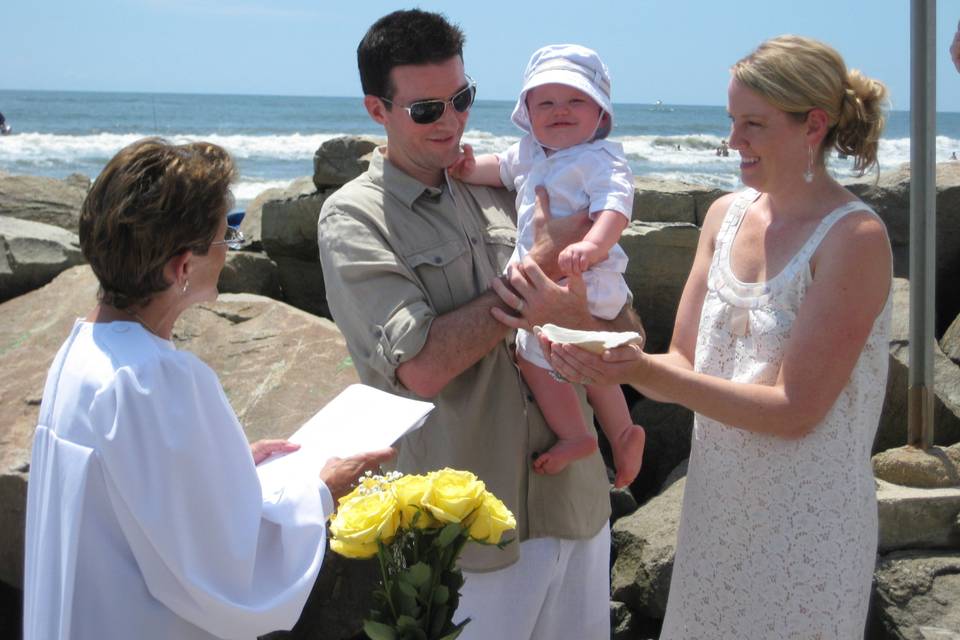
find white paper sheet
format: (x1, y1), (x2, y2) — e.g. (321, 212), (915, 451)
(256, 384), (433, 492)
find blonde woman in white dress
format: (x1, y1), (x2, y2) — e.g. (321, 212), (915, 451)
(535, 36), (891, 638)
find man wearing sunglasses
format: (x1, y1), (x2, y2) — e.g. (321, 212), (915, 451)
(318, 10), (639, 639)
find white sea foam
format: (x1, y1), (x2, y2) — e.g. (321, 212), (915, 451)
(0, 131), (347, 164)
(461, 129), (519, 154)
(2, 129), (958, 195)
(232, 179), (302, 205)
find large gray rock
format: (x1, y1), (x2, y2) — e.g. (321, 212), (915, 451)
(312, 136), (382, 189)
(869, 551), (960, 640)
(621, 222), (700, 354)
(942, 313), (960, 366)
(218, 251), (282, 300)
(630, 177), (726, 227)
(243, 176), (316, 250)
(63, 173), (92, 191)
(874, 445), (960, 489)
(876, 479), (960, 552)
(262, 192), (329, 262)
(261, 192), (330, 317)
(847, 163), (960, 337)
(0, 173), (88, 232)
(0, 216), (84, 303)
(876, 279), (960, 454)
(0, 266), (359, 592)
(632, 178), (698, 224)
(628, 398), (693, 504)
(610, 472), (685, 620)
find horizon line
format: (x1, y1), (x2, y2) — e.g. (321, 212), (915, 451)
(1, 87), (958, 115)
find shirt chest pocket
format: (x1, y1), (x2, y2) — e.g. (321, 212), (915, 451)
(482, 225), (517, 272)
(405, 239), (470, 315)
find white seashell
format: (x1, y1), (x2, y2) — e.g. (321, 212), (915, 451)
(535, 324), (644, 355)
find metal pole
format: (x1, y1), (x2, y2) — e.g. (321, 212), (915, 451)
(907, 0), (936, 449)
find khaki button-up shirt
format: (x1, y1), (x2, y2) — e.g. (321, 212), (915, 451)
(317, 150), (610, 571)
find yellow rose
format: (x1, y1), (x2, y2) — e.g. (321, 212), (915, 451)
(392, 474), (437, 529)
(466, 492), (517, 544)
(336, 476), (386, 508)
(422, 468), (486, 524)
(329, 490), (400, 559)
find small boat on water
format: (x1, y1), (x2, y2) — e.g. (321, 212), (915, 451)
(649, 100), (674, 113)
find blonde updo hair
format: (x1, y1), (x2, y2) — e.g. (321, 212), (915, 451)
(732, 35), (888, 175)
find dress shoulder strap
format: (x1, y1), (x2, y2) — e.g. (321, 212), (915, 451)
(715, 189), (760, 248)
(793, 200), (881, 268)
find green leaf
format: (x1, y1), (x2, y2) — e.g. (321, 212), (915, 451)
(396, 615), (420, 630)
(363, 620), (397, 640)
(438, 618), (471, 640)
(397, 587), (419, 617)
(429, 604), (449, 638)
(434, 523), (463, 547)
(398, 628), (428, 640)
(405, 561), (431, 588)
(442, 570), (464, 591)
(432, 584), (449, 605)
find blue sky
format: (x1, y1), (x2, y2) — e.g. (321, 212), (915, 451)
(3, 0), (958, 111)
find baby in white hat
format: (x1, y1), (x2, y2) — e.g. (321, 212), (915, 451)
(450, 44), (645, 488)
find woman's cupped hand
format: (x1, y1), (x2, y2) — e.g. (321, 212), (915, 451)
(536, 329), (647, 387)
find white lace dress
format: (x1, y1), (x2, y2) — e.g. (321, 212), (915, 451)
(659, 190), (891, 639)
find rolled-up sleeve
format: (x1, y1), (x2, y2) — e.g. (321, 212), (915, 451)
(496, 142), (522, 192)
(318, 206), (434, 389)
(585, 149), (634, 221)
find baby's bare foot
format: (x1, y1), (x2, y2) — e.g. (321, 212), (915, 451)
(533, 435), (598, 475)
(611, 425), (646, 489)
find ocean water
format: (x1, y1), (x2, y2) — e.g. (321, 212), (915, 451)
(2, 89), (959, 206)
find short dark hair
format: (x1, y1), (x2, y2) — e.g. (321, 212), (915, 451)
(357, 9), (466, 101)
(79, 138), (235, 309)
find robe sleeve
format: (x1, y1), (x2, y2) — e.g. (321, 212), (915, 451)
(89, 350), (328, 638)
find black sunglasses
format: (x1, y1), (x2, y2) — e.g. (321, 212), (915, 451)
(380, 76), (477, 125)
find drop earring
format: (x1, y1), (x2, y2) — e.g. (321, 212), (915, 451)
(181, 279), (189, 295)
(803, 146), (815, 183)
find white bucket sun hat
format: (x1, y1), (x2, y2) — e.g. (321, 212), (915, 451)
(511, 43), (614, 141)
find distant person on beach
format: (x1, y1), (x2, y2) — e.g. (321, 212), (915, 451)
(0, 111), (9, 135)
(448, 44), (645, 488)
(23, 138), (394, 639)
(538, 35), (891, 638)
(317, 10), (643, 639)
(952, 151), (958, 160)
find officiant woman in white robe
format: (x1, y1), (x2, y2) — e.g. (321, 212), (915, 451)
(22, 138), (394, 640)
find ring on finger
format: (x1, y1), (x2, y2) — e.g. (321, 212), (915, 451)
(549, 370), (569, 384)
(515, 299), (525, 314)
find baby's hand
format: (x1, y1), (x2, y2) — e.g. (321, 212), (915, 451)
(559, 240), (603, 276)
(447, 143), (476, 180)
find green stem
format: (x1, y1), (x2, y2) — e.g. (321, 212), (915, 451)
(377, 546), (399, 623)
(425, 530), (471, 636)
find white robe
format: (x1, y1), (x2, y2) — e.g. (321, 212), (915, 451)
(23, 320), (332, 639)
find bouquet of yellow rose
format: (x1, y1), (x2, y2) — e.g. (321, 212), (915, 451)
(328, 468), (516, 640)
